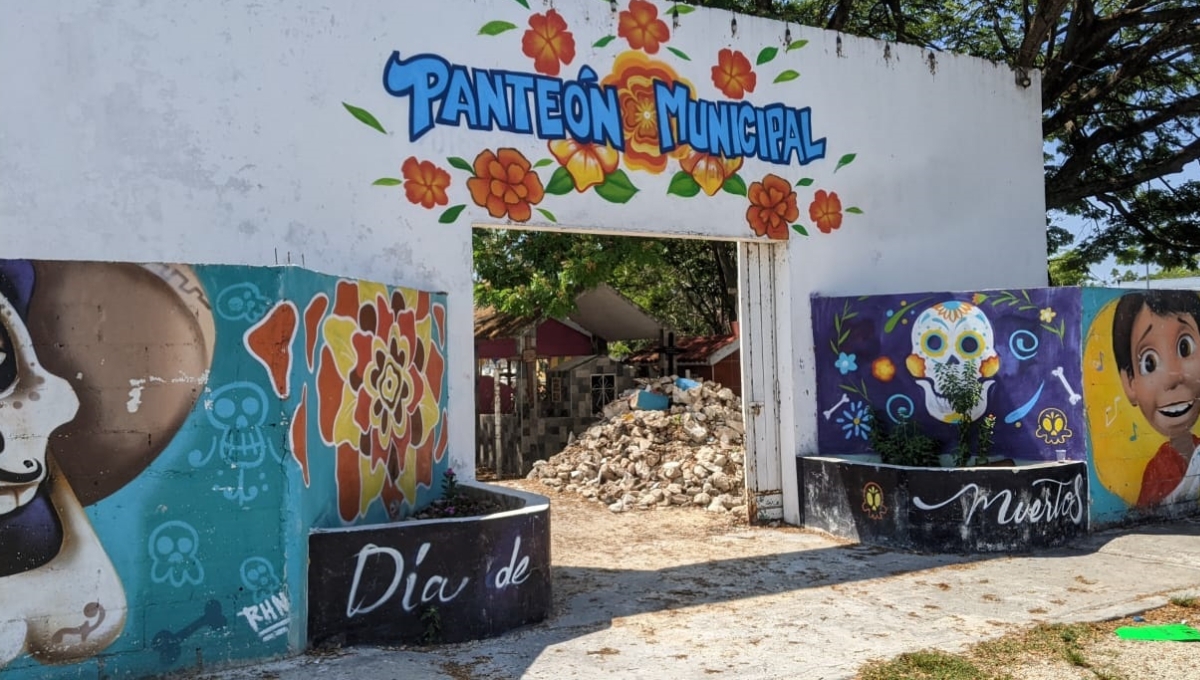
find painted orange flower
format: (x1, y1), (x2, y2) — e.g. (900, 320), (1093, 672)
(809, 190), (843, 233)
(602, 51), (690, 173)
(401, 157), (451, 209)
(678, 148), (743, 196)
(618, 0), (670, 54)
(522, 9), (576, 76)
(746, 174), (798, 240)
(548, 139), (620, 192)
(872, 357), (896, 382)
(317, 281), (448, 521)
(466, 148), (545, 221)
(711, 49), (757, 100)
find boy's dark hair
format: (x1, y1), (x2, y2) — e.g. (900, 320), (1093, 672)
(1112, 290), (1200, 377)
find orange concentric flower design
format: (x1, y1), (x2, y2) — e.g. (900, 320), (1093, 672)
(746, 174), (798, 240)
(678, 148), (743, 196)
(466, 148), (545, 222)
(711, 49), (757, 100)
(602, 51), (690, 174)
(522, 9), (576, 76)
(401, 157), (451, 209)
(809, 189), (843, 233)
(548, 139), (620, 192)
(618, 0), (670, 54)
(317, 281), (448, 521)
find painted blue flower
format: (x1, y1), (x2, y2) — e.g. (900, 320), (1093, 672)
(834, 352), (858, 375)
(836, 400), (872, 440)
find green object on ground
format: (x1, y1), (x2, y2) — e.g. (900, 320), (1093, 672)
(1114, 624), (1200, 641)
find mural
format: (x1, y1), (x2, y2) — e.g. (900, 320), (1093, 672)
(812, 289), (1084, 463)
(798, 457), (1088, 553)
(0, 261), (448, 678)
(308, 496), (550, 646)
(1083, 288), (1200, 524)
(342, 0), (866, 240)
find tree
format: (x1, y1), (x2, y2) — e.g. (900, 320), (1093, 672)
(689, 0), (1200, 280)
(473, 230), (737, 336)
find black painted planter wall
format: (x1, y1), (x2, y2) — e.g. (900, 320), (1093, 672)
(799, 457), (1088, 553)
(308, 484), (551, 647)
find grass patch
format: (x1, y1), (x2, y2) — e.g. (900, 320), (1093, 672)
(1169, 594), (1196, 608)
(859, 650), (988, 680)
(857, 622), (1126, 680)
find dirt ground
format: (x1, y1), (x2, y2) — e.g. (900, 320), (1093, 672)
(500, 478), (1199, 680)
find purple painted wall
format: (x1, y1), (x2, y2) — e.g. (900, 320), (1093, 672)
(811, 288), (1084, 463)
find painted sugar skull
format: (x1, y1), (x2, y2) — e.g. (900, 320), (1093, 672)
(905, 301), (1000, 423)
(0, 276), (127, 667)
(0, 289), (79, 516)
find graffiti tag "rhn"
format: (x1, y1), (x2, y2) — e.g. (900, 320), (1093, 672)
(345, 536), (530, 618)
(912, 474), (1085, 527)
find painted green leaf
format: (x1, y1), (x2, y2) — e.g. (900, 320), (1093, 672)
(722, 174), (747, 196)
(668, 4), (695, 14)
(372, 178), (402, 186)
(846, 206), (864, 214)
(756, 46), (779, 65)
(593, 35), (616, 48)
(667, 171), (702, 198)
(342, 102), (387, 134)
(533, 158), (554, 168)
(774, 69), (800, 84)
(438, 204), (467, 224)
(512, 0), (530, 7)
(795, 177), (814, 187)
(545, 166), (575, 195)
(792, 224), (809, 236)
(667, 47), (691, 61)
(835, 153), (857, 172)
(479, 20), (518, 36)
(447, 156), (474, 173)
(786, 39), (809, 52)
(595, 169), (639, 203)
(536, 208), (558, 222)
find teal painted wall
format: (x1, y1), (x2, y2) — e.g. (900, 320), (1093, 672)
(0, 261), (449, 678)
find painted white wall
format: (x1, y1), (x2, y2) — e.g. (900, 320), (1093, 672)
(1, 0), (1046, 517)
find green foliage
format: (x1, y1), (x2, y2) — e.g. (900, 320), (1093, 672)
(933, 361), (995, 466)
(867, 408), (941, 467)
(686, 0), (1200, 283)
(1169, 594), (1197, 608)
(474, 229), (738, 336)
(420, 605), (442, 644)
(859, 650), (988, 680)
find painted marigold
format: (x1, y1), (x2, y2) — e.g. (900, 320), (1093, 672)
(466, 148), (545, 222)
(711, 49), (757, 100)
(401, 157), (451, 209)
(746, 174), (798, 240)
(809, 189), (843, 233)
(522, 9), (576, 76)
(548, 139), (620, 192)
(618, 0), (670, 54)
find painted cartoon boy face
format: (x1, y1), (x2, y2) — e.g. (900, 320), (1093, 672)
(1120, 305), (1200, 440)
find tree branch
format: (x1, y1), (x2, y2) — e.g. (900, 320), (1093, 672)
(1048, 138), (1200, 209)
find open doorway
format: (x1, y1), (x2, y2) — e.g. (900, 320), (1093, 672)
(472, 226), (786, 522)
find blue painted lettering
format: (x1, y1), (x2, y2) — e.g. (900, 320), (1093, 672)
(382, 52), (825, 166)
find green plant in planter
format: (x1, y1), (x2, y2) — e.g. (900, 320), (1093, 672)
(933, 360), (996, 467)
(867, 408), (942, 467)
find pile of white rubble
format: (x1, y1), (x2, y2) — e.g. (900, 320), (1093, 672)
(527, 376), (747, 514)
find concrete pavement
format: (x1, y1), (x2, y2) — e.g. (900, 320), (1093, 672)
(207, 518), (1200, 680)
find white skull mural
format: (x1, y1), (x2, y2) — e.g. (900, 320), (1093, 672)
(905, 301), (1000, 423)
(0, 288), (126, 667)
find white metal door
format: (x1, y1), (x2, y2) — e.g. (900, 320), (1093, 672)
(738, 241), (784, 522)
